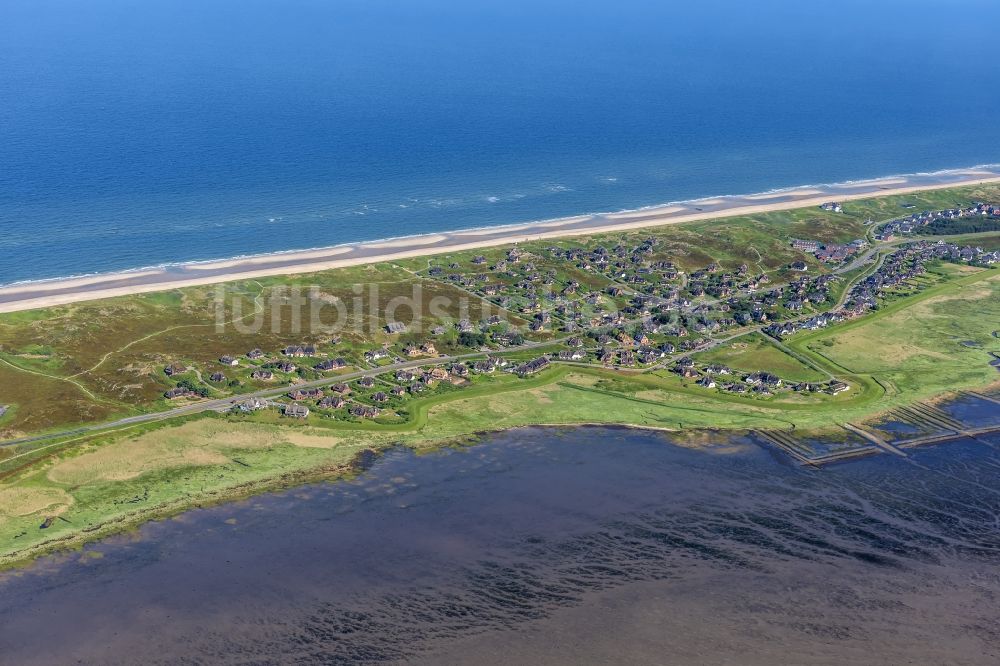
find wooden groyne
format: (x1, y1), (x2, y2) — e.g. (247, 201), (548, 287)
(753, 429), (879, 466)
(754, 419), (1000, 466)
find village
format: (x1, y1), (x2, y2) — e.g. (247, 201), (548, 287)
(155, 204), (999, 423)
(766, 239), (999, 341)
(874, 202), (1000, 240)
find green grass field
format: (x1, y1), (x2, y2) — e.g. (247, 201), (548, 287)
(694, 333), (827, 382)
(795, 269), (1000, 402)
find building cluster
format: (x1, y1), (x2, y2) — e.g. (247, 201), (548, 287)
(874, 203), (1000, 241)
(791, 238), (868, 264)
(767, 240), (997, 339)
(669, 356), (849, 397)
(159, 209), (997, 409)
(227, 355), (515, 421)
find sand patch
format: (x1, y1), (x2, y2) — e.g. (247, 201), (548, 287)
(837, 177), (908, 189)
(45, 421), (350, 486)
(0, 487), (74, 517)
(743, 188), (825, 201)
(607, 206), (685, 220)
(365, 235), (448, 249)
(562, 373), (600, 387)
(527, 387), (555, 404)
(454, 224), (533, 237)
(48, 440), (230, 484)
(183, 247), (353, 271)
(535, 215), (595, 228)
(47, 422), (275, 485)
(283, 431), (342, 449)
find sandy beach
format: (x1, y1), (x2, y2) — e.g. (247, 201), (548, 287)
(3, 167), (999, 313)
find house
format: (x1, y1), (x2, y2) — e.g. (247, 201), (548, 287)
(358, 376), (376, 389)
(331, 383), (351, 394)
(283, 345), (308, 357)
(746, 372), (782, 388)
(637, 349), (659, 364)
(164, 387), (196, 399)
(791, 239), (821, 252)
(791, 261), (808, 272)
(251, 370), (273, 381)
(318, 395), (346, 409)
(697, 376), (716, 389)
(420, 342), (438, 355)
(429, 367), (449, 380)
(486, 355), (508, 369)
(385, 321), (407, 334)
(350, 405), (380, 419)
(288, 388), (324, 401)
(164, 363), (186, 377)
(515, 357), (550, 376)
(284, 404), (310, 419)
(237, 398), (271, 413)
(314, 358), (347, 372)
(451, 363), (469, 377)
(372, 391), (389, 403)
(828, 380), (850, 394)
(391, 386), (406, 397)
(209, 372), (225, 382)
(219, 355), (239, 366)
(272, 361), (297, 373)
(557, 349), (586, 361)
(364, 349), (390, 362)
(246, 348), (265, 360)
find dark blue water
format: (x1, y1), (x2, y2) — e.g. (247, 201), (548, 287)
(3, 0), (1000, 284)
(1, 427), (999, 663)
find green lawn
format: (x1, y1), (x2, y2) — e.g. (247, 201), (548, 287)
(694, 333), (827, 382)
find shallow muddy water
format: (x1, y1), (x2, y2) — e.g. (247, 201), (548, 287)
(1, 426), (999, 664)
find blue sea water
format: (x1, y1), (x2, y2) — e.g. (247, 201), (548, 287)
(2, 0), (1000, 285)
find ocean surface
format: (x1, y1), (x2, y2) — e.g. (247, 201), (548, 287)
(2, 0), (1000, 285)
(1, 426), (998, 664)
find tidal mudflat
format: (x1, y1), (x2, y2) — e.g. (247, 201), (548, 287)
(0, 424), (998, 665)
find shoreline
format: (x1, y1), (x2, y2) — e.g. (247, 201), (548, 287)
(3, 166), (1000, 313)
(4, 410), (1000, 574)
(0, 422), (678, 572)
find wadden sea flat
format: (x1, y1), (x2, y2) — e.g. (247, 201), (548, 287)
(3, 0), (1000, 284)
(0, 424), (999, 664)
